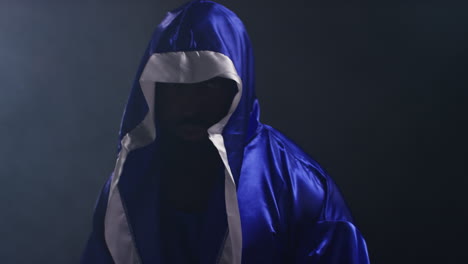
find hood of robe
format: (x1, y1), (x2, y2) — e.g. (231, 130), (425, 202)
(104, 1), (259, 263)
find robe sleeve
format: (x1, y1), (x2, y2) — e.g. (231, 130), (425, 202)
(80, 177), (114, 264)
(296, 220), (370, 264)
(292, 166), (370, 264)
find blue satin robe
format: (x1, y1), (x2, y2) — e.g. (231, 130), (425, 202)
(81, 1), (370, 263)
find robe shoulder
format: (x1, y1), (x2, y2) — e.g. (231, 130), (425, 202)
(255, 125), (370, 263)
(258, 124), (354, 223)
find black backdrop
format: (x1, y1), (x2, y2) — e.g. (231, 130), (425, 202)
(0, 0), (466, 263)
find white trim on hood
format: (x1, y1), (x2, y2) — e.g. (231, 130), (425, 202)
(105, 50), (243, 264)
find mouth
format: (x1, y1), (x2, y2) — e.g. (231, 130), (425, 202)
(176, 122), (209, 141)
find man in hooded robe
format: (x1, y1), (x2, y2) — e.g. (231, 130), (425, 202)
(81, 1), (370, 263)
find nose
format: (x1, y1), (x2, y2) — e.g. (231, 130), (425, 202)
(178, 87), (206, 114)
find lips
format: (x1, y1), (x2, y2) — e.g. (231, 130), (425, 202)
(177, 122), (208, 140)
(177, 117), (211, 129)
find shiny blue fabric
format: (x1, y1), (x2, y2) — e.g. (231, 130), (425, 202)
(81, 1), (370, 263)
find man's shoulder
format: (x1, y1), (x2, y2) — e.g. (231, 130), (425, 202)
(246, 124), (329, 195)
(255, 124), (354, 222)
(258, 124), (327, 175)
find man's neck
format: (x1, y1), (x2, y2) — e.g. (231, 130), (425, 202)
(158, 136), (221, 169)
(157, 136), (224, 212)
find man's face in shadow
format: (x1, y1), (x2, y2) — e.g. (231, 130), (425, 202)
(155, 77), (238, 142)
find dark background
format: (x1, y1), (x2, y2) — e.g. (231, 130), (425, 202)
(0, 0), (466, 263)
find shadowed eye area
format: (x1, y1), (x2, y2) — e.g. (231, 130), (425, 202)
(154, 77), (238, 141)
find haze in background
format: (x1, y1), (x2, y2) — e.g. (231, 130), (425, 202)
(0, 0), (466, 263)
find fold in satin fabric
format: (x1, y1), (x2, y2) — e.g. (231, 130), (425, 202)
(81, 1), (370, 263)
(302, 221), (369, 263)
(236, 125), (370, 264)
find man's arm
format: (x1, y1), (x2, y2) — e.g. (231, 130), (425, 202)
(296, 220), (370, 264)
(80, 176), (114, 264)
(292, 168), (370, 264)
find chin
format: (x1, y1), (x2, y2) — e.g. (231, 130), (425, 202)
(175, 131), (209, 143)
